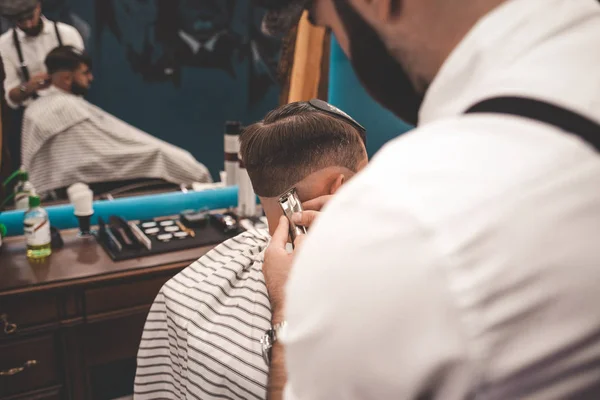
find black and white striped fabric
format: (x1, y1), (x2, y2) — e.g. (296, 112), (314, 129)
(22, 87), (212, 193)
(135, 229), (272, 400)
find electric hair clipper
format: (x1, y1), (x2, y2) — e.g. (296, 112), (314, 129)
(278, 188), (307, 243)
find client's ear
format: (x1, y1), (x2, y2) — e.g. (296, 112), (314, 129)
(58, 71), (72, 86)
(328, 174), (346, 195)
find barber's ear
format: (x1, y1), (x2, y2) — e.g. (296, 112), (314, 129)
(329, 174), (346, 195)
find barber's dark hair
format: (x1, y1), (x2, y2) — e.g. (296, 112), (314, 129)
(240, 101), (367, 197)
(45, 46), (92, 75)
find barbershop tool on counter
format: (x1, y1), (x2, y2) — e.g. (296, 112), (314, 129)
(180, 209), (211, 228)
(176, 220), (196, 238)
(129, 222), (152, 250)
(211, 212), (239, 234)
(97, 211), (244, 262)
(98, 217), (123, 252)
(109, 216), (135, 248)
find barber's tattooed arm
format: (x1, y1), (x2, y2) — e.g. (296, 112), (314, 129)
(263, 216), (299, 400)
(8, 72), (51, 105)
(268, 317), (288, 400)
(264, 195), (329, 311)
(263, 195), (332, 398)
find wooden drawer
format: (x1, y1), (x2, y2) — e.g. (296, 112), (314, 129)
(85, 275), (172, 317)
(0, 295), (59, 337)
(0, 335), (59, 397)
(83, 312), (148, 367)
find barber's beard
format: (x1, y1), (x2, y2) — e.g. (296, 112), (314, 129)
(71, 81), (89, 96)
(332, 0), (423, 126)
(22, 19), (44, 36)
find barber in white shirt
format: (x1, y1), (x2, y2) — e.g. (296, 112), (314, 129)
(256, 0), (600, 399)
(0, 0), (83, 109)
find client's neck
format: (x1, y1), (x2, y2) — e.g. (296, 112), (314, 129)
(260, 198), (284, 236)
(51, 77), (72, 94)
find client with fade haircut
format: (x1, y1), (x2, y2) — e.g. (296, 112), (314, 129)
(135, 100), (368, 400)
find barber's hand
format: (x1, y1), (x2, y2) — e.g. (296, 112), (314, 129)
(263, 216), (306, 317)
(303, 195), (333, 211)
(28, 73), (51, 91)
(291, 194), (334, 230)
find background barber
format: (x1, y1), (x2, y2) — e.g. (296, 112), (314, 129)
(0, 0), (82, 168)
(256, 0), (600, 399)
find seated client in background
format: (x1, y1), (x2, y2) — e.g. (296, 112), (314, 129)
(21, 46), (212, 194)
(134, 101), (368, 400)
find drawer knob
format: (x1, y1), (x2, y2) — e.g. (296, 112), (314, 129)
(0, 314), (17, 335)
(0, 360), (38, 376)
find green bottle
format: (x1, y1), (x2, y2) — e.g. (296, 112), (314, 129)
(0, 223), (6, 254)
(24, 195), (52, 261)
(3, 170), (35, 210)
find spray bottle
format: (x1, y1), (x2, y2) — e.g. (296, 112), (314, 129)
(3, 170), (35, 210)
(224, 121), (241, 186)
(238, 127), (258, 218)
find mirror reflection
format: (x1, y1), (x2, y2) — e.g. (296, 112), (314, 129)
(0, 1), (289, 399)
(0, 0), (282, 202)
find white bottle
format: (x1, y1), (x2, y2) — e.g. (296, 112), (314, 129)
(238, 155), (257, 217)
(224, 121), (241, 187)
(14, 171), (35, 210)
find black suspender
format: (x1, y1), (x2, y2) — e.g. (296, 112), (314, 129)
(12, 26), (30, 83)
(12, 20), (64, 84)
(466, 96), (600, 153)
(54, 21), (63, 47)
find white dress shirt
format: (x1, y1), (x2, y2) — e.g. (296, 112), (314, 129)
(0, 16), (83, 109)
(283, 0), (600, 399)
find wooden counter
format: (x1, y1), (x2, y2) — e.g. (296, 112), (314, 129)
(0, 229), (215, 400)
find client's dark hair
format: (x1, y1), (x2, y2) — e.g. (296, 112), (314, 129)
(240, 101), (367, 197)
(45, 46), (92, 74)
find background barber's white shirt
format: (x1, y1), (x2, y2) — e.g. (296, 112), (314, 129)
(0, 16), (83, 108)
(283, 0), (600, 399)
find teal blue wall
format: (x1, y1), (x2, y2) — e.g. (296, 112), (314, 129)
(328, 38), (412, 157)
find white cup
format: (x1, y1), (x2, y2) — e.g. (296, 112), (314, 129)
(72, 189), (94, 217)
(67, 182), (90, 204)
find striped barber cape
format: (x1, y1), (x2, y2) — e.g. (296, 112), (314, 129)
(135, 228), (272, 400)
(22, 86), (212, 193)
